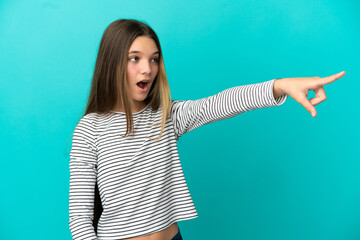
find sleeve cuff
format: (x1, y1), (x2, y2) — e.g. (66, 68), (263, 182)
(269, 79), (288, 106)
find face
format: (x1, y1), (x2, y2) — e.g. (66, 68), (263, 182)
(126, 36), (159, 111)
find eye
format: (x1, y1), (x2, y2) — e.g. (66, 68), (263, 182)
(151, 57), (160, 63)
(129, 56), (139, 62)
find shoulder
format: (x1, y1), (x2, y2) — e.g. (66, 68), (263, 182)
(170, 99), (193, 114)
(170, 99), (187, 109)
(74, 112), (110, 137)
(72, 114), (97, 141)
(76, 113), (95, 129)
(79, 112), (114, 129)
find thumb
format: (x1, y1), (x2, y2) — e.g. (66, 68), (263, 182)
(299, 95), (317, 117)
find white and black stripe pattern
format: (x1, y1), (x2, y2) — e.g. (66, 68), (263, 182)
(68, 79), (287, 240)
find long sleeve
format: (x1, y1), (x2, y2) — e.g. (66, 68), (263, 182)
(171, 79), (287, 140)
(68, 116), (98, 240)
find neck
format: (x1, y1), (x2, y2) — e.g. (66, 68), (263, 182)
(114, 101), (147, 113)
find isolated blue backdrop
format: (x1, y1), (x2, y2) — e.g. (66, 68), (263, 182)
(1, 0), (359, 239)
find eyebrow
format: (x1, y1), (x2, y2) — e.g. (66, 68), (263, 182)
(129, 50), (159, 55)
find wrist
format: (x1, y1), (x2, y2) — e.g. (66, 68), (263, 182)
(273, 78), (286, 98)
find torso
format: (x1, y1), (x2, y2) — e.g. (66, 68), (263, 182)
(119, 222), (179, 240)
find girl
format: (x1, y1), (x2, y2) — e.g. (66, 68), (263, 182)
(68, 19), (345, 240)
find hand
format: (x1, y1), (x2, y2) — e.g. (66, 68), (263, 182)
(273, 71), (346, 118)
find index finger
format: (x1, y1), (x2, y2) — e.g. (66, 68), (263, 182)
(317, 71), (346, 87)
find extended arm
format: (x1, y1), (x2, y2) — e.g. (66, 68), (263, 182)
(171, 78), (288, 140)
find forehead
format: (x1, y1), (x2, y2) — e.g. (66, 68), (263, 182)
(128, 36), (158, 54)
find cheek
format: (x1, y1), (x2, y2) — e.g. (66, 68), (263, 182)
(127, 66), (137, 81)
(153, 65), (159, 76)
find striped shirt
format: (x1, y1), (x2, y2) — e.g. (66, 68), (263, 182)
(68, 79), (288, 240)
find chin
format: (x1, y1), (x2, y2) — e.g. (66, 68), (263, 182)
(133, 97), (148, 103)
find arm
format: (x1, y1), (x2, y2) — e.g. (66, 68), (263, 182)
(69, 116), (98, 240)
(171, 79), (288, 140)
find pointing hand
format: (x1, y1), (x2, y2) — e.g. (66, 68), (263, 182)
(273, 71), (346, 118)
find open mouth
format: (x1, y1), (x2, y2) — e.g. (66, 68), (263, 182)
(136, 81), (148, 89)
(136, 81), (149, 91)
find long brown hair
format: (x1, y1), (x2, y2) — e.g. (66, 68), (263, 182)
(78, 19), (172, 233)
(85, 18), (171, 138)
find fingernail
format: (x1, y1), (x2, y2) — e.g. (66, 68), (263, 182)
(312, 112), (315, 117)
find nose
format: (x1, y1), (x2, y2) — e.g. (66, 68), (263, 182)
(140, 60), (151, 75)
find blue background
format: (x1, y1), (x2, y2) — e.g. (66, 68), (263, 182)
(1, 0), (359, 239)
